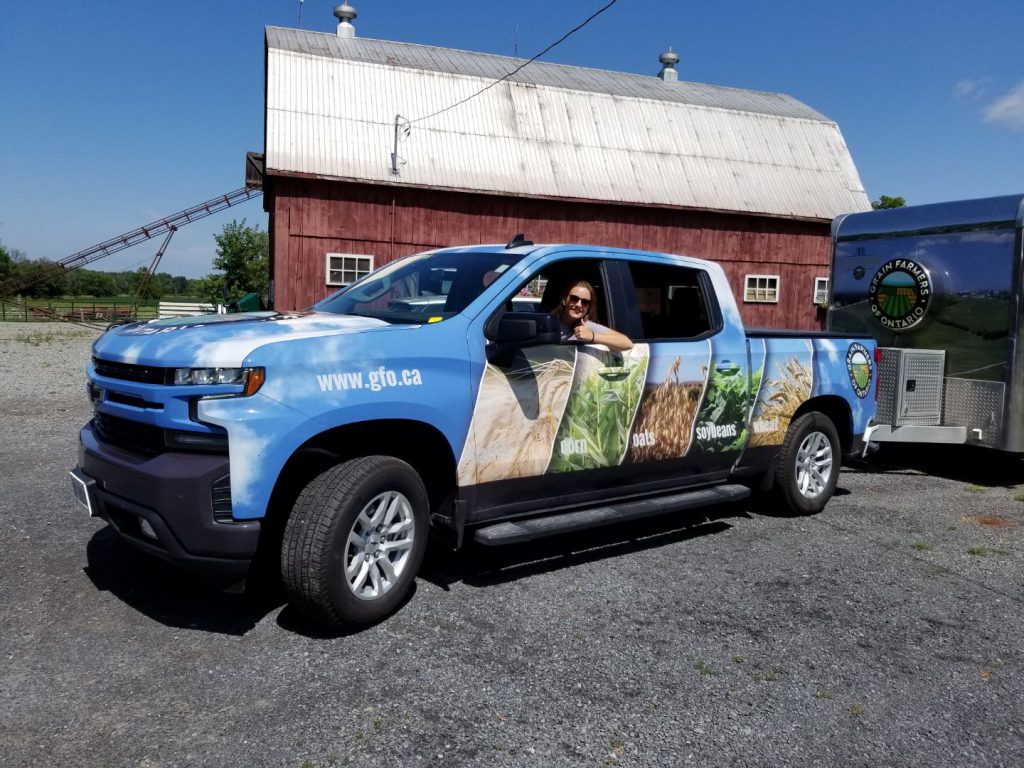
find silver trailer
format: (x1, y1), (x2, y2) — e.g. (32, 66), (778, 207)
(828, 194), (1024, 452)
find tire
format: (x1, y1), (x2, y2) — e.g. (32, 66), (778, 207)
(773, 411), (841, 516)
(281, 456), (429, 628)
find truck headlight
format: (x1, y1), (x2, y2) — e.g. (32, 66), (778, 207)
(173, 367), (265, 395)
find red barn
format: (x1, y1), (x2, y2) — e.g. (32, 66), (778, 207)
(261, 17), (869, 328)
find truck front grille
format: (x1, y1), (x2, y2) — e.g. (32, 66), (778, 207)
(92, 413), (227, 457)
(93, 357), (173, 385)
(93, 413), (166, 456)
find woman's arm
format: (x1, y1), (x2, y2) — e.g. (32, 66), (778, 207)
(572, 322), (633, 351)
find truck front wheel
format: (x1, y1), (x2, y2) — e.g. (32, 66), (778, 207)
(282, 456), (429, 628)
(774, 412), (840, 516)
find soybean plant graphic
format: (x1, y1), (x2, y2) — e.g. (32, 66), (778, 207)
(546, 344), (650, 472)
(689, 344), (751, 456)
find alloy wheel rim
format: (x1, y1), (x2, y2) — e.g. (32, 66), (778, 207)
(344, 491), (415, 600)
(795, 431), (833, 499)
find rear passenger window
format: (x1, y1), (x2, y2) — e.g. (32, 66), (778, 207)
(628, 262), (715, 340)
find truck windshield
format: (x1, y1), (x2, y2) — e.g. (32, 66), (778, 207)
(314, 250), (520, 323)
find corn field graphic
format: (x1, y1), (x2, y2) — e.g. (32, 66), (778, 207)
(547, 345), (650, 472)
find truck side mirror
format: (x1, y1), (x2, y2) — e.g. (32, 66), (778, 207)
(486, 311), (561, 346)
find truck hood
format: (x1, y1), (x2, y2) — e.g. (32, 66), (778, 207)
(92, 311), (393, 368)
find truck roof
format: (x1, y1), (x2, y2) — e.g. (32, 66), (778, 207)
(833, 194), (1024, 241)
(432, 243), (713, 270)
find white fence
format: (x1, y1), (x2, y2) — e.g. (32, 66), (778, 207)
(158, 301), (217, 319)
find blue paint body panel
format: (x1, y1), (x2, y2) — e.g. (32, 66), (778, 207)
(76, 244), (876, 568)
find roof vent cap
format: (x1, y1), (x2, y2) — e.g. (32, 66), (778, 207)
(334, 3), (357, 38)
(658, 47), (679, 82)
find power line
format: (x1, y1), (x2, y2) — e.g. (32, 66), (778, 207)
(408, 0), (620, 125)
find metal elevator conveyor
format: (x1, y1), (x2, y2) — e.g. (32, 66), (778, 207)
(0, 186), (263, 298)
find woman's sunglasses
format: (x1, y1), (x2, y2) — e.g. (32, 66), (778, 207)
(567, 293), (592, 308)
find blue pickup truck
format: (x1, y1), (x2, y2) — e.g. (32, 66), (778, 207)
(71, 243), (876, 627)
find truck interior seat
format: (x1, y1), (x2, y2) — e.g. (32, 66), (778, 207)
(668, 287), (710, 337)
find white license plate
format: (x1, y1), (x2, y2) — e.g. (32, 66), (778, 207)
(69, 469), (98, 517)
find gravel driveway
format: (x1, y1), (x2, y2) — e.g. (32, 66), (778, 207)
(1, 321), (1021, 768)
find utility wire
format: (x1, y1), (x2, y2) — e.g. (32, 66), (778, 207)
(408, 0), (619, 125)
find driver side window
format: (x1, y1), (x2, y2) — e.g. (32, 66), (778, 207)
(506, 258), (609, 326)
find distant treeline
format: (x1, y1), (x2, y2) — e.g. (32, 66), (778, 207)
(2, 219), (266, 305)
(3, 260), (201, 300)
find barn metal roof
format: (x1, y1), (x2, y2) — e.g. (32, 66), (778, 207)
(264, 27), (870, 221)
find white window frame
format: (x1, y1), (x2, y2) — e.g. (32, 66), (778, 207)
(813, 277), (829, 305)
(744, 274), (780, 304)
(326, 253), (374, 287)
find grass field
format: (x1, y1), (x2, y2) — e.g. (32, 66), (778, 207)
(0, 295), (201, 323)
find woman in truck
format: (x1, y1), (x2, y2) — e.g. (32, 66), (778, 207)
(554, 280), (633, 352)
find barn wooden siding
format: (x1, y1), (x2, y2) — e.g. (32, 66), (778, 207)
(268, 178), (831, 330)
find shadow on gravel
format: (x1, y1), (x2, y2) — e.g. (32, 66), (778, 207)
(84, 528), (283, 635)
(748, 483), (855, 519)
(419, 504), (747, 591)
(850, 443), (1024, 488)
(274, 583), (420, 639)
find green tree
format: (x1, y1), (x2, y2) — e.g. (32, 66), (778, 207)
(12, 258), (67, 298)
(0, 245), (74, 298)
(130, 267), (163, 301)
(153, 273), (191, 297)
(871, 195), (906, 210)
(0, 244), (13, 285)
(197, 219), (269, 307)
(80, 270), (117, 297)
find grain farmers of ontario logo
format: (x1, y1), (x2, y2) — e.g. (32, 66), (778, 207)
(846, 342), (872, 399)
(868, 259), (932, 331)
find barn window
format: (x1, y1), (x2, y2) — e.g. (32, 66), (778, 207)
(813, 277), (829, 305)
(744, 274), (779, 303)
(326, 253), (374, 286)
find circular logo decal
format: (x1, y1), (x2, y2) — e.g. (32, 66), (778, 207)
(868, 259), (932, 331)
(846, 342), (872, 399)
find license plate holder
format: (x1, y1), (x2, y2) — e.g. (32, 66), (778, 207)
(69, 469), (98, 517)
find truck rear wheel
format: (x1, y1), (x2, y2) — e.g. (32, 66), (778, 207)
(774, 412), (840, 516)
(282, 456), (429, 628)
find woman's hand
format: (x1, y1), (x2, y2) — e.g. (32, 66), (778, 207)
(572, 324), (595, 343)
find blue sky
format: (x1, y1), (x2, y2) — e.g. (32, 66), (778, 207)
(2, 0), (1022, 279)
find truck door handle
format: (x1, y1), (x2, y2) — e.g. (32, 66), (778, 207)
(598, 366), (634, 379)
(715, 360), (739, 374)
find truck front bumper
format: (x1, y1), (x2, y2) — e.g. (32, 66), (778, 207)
(73, 423), (260, 577)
